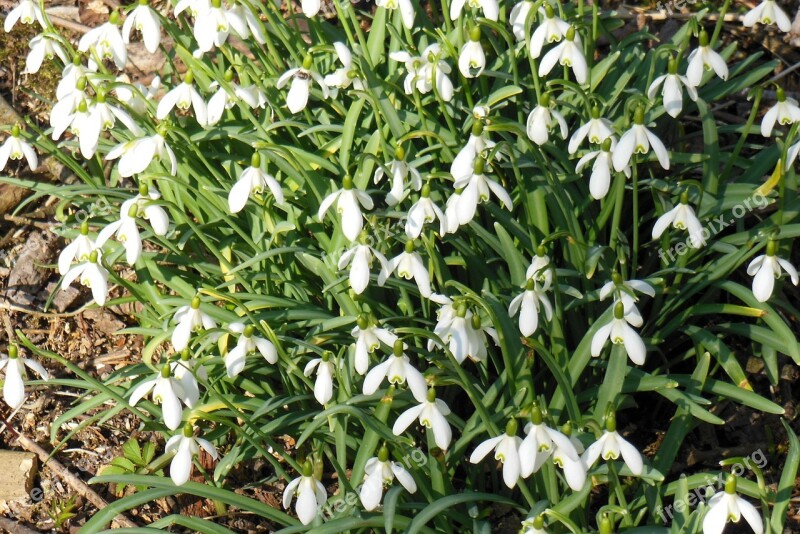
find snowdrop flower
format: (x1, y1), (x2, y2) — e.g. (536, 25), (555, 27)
(760, 87), (800, 137)
(171, 296), (217, 352)
(529, 4), (570, 56)
(576, 138), (629, 200)
(686, 31), (728, 87)
(360, 445), (417, 511)
(300, 0), (321, 17)
(174, 0), (211, 17)
(225, 4), (266, 44)
(582, 413), (643, 476)
(363, 340), (427, 401)
(520, 516), (549, 534)
(192, 0), (248, 54)
(526, 247), (553, 288)
(61, 250), (110, 306)
(526, 93), (568, 146)
(338, 242), (389, 296)
(156, 71), (208, 126)
(114, 74), (160, 115)
(509, 279), (553, 337)
(56, 59), (99, 102)
(591, 302), (647, 365)
(304, 352), (335, 405)
(390, 50), (424, 96)
(170, 351), (206, 408)
(0, 124), (37, 171)
(225, 322), (278, 378)
(449, 0), (498, 22)
(539, 27), (587, 84)
(318, 176), (373, 242)
(350, 316), (398, 375)
(129, 364), (188, 430)
(599, 272), (655, 325)
(431, 300), (497, 363)
(508, 0), (534, 42)
(443, 189), (465, 234)
(277, 56), (329, 114)
(324, 42), (364, 96)
(612, 107), (670, 171)
(374, 145), (422, 206)
(569, 106), (614, 154)
(0, 345), (49, 409)
(406, 184), (447, 238)
(96, 209), (142, 266)
(452, 157), (513, 225)
(743, 0), (791, 33)
(518, 405), (580, 478)
(652, 191), (705, 249)
(123, 0), (162, 54)
(747, 240), (799, 302)
(283, 462), (327, 525)
(228, 153), (284, 213)
(378, 241), (432, 297)
(4, 0), (45, 32)
(392, 388), (452, 450)
(703, 475), (764, 534)
(78, 12), (127, 70)
(470, 419), (523, 488)
(416, 44), (455, 102)
(58, 221), (97, 276)
(76, 93), (142, 159)
(376, 0), (415, 29)
(51, 95), (90, 145)
(106, 128), (177, 177)
(647, 57), (697, 118)
(24, 34), (68, 74)
(458, 27), (485, 79)
(166, 424), (218, 486)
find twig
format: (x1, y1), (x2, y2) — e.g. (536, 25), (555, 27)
(0, 517), (40, 534)
(47, 14), (90, 34)
(13, 433), (138, 529)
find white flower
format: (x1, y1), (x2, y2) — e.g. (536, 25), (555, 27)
(612, 108), (670, 171)
(76, 95), (143, 159)
(338, 243), (389, 296)
(443, 190), (464, 234)
(760, 88), (800, 137)
(405, 186), (447, 238)
(4, 0), (45, 32)
(61, 251), (110, 306)
(227, 4), (265, 44)
(449, 0), (498, 22)
(170, 354), (206, 408)
(528, 5), (570, 56)
(51, 95), (89, 144)
(647, 58), (697, 118)
(192, 2), (247, 53)
(509, 279), (553, 337)
(508, 0), (534, 42)
(206, 78), (265, 123)
(156, 72), (208, 126)
(0, 345), (49, 409)
(129, 364), (189, 430)
(122, 0), (162, 54)
(743, 0), (791, 32)
(24, 34), (68, 75)
(225, 322), (278, 377)
(591, 303), (647, 365)
(174, 0), (210, 17)
(96, 186), (169, 265)
(56, 62), (99, 102)
(78, 16), (127, 70)
(539, 27), (587, 84)
(458, 32), (485, 79)
(526, 249), (553, 289)
(747, 242), (799, 302)
(599, 274), (655, 326)
(576, 139), (629, 200)
(389, 50), (424, 96)
(228, 154), (284, 213)
(392, 389), (452, 450)
(283, 464), (327, 525)
(416, 44), (455, 102)
(97, 215), (141, 265)
(652, 194), (705, 248)
(702, 476), (764, 534)
(452, 158), (513, 225)
(351, 317), (398, 375)
(324, 42), (365, 96)
(376, 0), (415, 29)
(552, 441), (588, 491)
(171, 297), (217, 352)
(301, 0), (321, 17)
(470, 420), (523, 488)
(569, 107), (614, 154)
(106, 131), (177, 177)
(304, 354), (335, 405)
(374, 148), (422, 206)
(431, 300), (498, 363)
(582, 416), (643, 476)
(686, 31), (728, 87)
(520, 516), (549, 534)
(0, 126), (37, 171)
(526, 94), (568, 146)
(58, 223), (97, 275)
(165, 425), (218, 486)
(378, 242), (432, 297)
(114, 74), (160, 115)
(277, 59), (330, 114)
(518, 408), (580, 479)
(363, 343), (427, 401)
(360, 446), (417, 511)
(318, 177), (373, 242)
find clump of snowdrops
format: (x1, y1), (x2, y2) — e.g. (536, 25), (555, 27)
(1, 0), (799, 532)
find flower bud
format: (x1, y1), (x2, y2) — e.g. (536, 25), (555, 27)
(505, 418), (518, 436)
(161, 363), (171, 378)
(601, 138), (612, 152)
(469, 25), (481, 42)
(393, 339), (404, 356)
(378, 444), (390, 462)
(613, 301), (625, 319)
(181, 348), (191, 361)
(184, 70), (194, 85)
(191, 296), (201, 309)
(404, 240), (415, 253)
(426, 388), (437, 402)
(244, 325), (256, 337)
(394, 144), (406, 161)
(530, 402), (543, 424)
(777, 87), (786, 102)
(251, 152), (261, 168)
(8, 344), (18, 359)
(698, 30), (709, 47)
(605, 412), (617, 432)
(302, 55), (313, 70)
